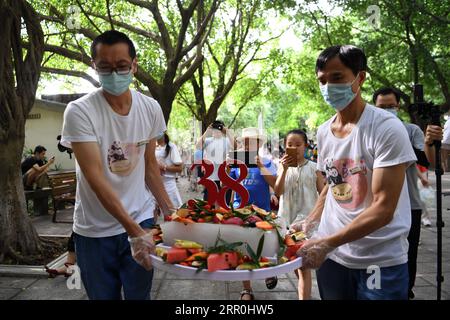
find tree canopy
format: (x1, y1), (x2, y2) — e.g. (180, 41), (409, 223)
(29, 0), (449, 138)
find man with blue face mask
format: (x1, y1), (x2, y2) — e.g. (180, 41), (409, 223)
(291, 45), (417, 300)
(60, 30), (175, 300)
(373, 87), (430, 299)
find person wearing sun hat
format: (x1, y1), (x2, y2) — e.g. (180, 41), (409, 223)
(230, 127), (278, 300)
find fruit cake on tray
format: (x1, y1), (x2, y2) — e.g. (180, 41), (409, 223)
(149, 199), (305, 281)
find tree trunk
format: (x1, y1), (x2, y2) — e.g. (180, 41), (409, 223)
(0, 137), (40, 262)
(157, 89), (176, 125)
(0, 0), (44, 262)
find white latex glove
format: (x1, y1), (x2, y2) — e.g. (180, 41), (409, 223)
(297, 238), (335, 269)
(129, 233), (155, 271)
(289, 219), (319, 238)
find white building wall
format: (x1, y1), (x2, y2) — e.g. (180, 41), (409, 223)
(24, 103), (75, 170)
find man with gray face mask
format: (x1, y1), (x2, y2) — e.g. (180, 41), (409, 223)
(61, 30), (174, 300)
(373, 87), (430, 299)
(291, 45), (416, 300)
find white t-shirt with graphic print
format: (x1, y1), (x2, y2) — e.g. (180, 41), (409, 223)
(61, 89), (166, 238)
(316, 104), (416, 269)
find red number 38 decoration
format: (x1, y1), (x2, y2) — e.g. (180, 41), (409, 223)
(190, 160), (250, 209)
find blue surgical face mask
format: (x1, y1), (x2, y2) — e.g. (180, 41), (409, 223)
(385, 108), (398, 116)
(99, 71), (133, 96)
(319, 73), (360, 111)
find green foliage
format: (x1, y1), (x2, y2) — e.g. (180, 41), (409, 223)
(30, 0), (449, 134)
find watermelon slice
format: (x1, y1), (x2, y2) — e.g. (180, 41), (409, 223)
(166, 248), (189, 264)
(207, 252), (239, 272)
(284, 243), (303, 259)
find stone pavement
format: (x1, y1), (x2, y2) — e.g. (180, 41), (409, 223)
(1, 173), (449, 300)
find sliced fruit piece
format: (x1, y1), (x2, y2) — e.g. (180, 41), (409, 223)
(292, 231), (307, 242)
(185, 252), (209, 262)
(284, 234), (297, 247)
(187, 248), (202, 255)
(166, 248), (189, 264)
(171, 212), (181, 221)
(222, 217), (244, 226)
(191, 260), (204, 268)
(236, 263), (258, 270)
(255, 221), (274, 230)
(279, 256), (289, 264)
(251, 204), (270, 216)
(245, 215), (263, 224)
(259, 261), (271, 268)
(174, 239), (203, 249)
(284, 243), (303, 259)
(212, 213), (224, 223)
(207, 252), (239, 272)
(259, 257), (269, 263)
(234, 208), (253, 215)
(176, 208), (191, 218)
(155, 247), (167, 258)
(178, 217), (195, 224)
(153, 235), (163, 244)
(213, 207), (229, 214)
(187, 199), (197, 209)
(179, 261), (192, 267)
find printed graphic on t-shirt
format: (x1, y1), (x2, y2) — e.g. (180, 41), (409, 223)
(324, 157), (368, 210)
(107, 141), (140, 176)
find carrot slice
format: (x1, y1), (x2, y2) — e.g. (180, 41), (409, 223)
(255, 221), (274, 230)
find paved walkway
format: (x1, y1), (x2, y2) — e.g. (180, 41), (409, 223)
(1, 173), (449, 300)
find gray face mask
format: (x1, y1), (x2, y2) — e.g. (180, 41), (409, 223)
(385, 108), (398, 117)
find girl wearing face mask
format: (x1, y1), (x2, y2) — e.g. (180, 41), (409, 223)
(274, 130), (326, 300)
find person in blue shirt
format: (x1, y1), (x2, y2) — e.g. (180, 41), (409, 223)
(229, 127), (277, 300)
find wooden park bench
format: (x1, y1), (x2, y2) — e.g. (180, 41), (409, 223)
(47, 170), (76, 223)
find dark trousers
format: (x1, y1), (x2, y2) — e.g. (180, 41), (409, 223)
(407, 209), (422, 298)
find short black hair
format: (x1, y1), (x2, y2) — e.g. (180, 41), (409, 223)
(34, 145), (47, 154)
(91, 30), (136, 60)
(372, 87), (401, 104)
(316, 45), (367, 76)
(285, 129), (308, 145)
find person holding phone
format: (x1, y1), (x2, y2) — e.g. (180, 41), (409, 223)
(195, 120), (234, 201)
(21, 145), (55, 190)
(228, 127), (277, 300)
(274, 129), (325, 299)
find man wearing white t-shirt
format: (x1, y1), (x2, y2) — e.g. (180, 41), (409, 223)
(292, 45), (416, 300)
(61, 30), (174, 300)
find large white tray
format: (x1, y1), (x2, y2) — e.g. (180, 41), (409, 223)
(150, 245), (302, 281)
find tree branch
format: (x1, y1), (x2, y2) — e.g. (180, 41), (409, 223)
(74, 0), (102, 33)
(41, 66), (101, 87)
(87, 11), (162, 44)
(126, 0), (174, 59)
(105, 0), (114, 30)
(173, 54), (204, 91)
